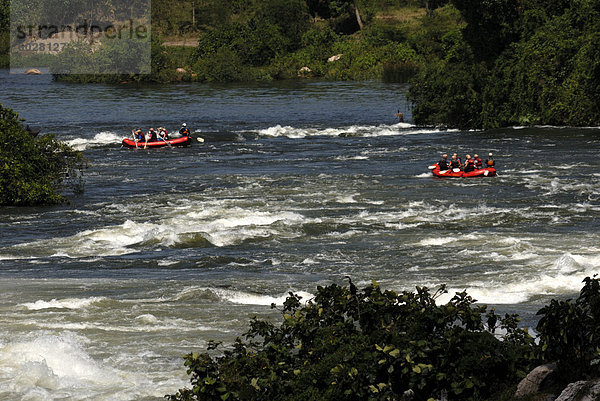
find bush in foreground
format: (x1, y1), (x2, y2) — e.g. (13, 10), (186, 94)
(167, 280), (539, 401)
(0, 104), (84, 206)
(537, 276), (600, 383)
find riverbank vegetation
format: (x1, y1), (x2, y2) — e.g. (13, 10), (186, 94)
(0, 0), (445, 80)
(3, 0), (600, 127)
(0, 104), (84, 206)
(168, 277), (600, 401)
(408, 0), (600, 128)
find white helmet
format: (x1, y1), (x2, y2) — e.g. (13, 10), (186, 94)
(182, 123), (187, 127)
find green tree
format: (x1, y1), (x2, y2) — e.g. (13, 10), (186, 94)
(451, 0), (521, 62)
(306, 0), (365, 33)
(254, 0), (310, 52)
(0, 104), (85, 206)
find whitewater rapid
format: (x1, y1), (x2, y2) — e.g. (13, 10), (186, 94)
(2, 74), (599, 400)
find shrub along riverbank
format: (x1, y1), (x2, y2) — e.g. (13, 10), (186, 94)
(168, 277), (600, 401)
(0, 104), (85, 206)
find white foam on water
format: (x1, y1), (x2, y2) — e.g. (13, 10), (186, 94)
(254, 123), (445, 139)
(189, 209), (306, 247)
(417, 237), (457, 246)
(0, 333), (118, 393)
(65, 131), (123, 151)
(0, 254), (34, 261)
(8, 205), (309, 258)
(335, 194), (358, 203)
(0, 332), (188, 400)
(212, 288), (315, 306)
(33, 319), (215, 333)
(333, 155), (369, 161)
(19, 297), (105, 311)
(432, 250), (600, 305)
(135, 314), (160, 324)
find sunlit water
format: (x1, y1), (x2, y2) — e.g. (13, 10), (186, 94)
(1, 70), (599, 399)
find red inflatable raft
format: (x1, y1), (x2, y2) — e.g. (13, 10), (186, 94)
(122, 136), (192, 148)
(430, 164), (496, 178)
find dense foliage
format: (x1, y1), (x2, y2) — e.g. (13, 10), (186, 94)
(0, 0), (434, 80)
(0, 104), (84, 206)
(4, 0), (600, 126)
(167, 280), (538, 401)
(408, 0), (600, 128)
(0, 0), (8, 68)
(52, 36), (170, 83)
(185, 0), (424, 82)
(537, 276), (600, 382)
(169, 277), (600, 400)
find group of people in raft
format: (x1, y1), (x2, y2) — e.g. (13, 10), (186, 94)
(132, 123), (191, 143)
(436, 152), (495, 173)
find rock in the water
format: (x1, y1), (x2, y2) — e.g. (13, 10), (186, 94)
(24, 68), (42, 75)
(515, 363), (556, 397)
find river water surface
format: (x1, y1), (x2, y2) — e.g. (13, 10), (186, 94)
(1, 70), (599, 400)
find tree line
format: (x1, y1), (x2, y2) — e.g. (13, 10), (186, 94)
(408, 0), (600, 128)
(3, 0), (600, 128)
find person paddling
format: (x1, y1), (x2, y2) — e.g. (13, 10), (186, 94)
(134, 129), (144, 142)
(147, 128), (158, 142)
(179, 123), (191, 137)
(449, 154), (461, 170)
(452, 153), (462, 166)
(158, 127), (169, 141)
(437, 154), (449, 171)
(473, 154), (483, 169)
(485, 153), (495, 168)
(463, 155), (475, 173)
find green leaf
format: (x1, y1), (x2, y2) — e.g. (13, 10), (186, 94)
(389, 349), (400, 358)
(383, 345), (395, 353)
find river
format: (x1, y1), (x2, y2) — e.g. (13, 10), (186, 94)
(1, 70), (599, 400)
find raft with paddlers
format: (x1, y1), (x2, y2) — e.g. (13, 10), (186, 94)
(122, 135), (193, 148)
(430, 164), (497, 178)
(123, 123), (204, 149)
